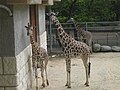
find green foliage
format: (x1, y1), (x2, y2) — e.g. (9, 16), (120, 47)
(50, 0), (120, 22)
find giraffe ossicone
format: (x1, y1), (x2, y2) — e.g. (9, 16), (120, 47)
(48, 12), (91, 88)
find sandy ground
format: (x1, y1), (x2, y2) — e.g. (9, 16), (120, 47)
(32, 52), (120, 90)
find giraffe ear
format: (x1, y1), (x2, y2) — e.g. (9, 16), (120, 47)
(25, 22), (31, 29)
(29, 26), (38, 31)
(46, 11), (54, 16)
(25, 26), (28, 29)
(46, 13), (50, 16)
(27, 23), (31, 27)
(32, 26), (36, 30)
(56, 12), (59, 16)
(46, 10), (59, 16)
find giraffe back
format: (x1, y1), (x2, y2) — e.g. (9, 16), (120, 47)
(32, 43), (48, 59)
(63, 38), (90, 58)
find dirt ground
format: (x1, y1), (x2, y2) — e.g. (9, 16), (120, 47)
(32, 52), (120, 90)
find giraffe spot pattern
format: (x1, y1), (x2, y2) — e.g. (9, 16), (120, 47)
(50, 13), (91, 87)
(51, 14), (90, 58)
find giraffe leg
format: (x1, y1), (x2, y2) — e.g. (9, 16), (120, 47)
(65, 58), (68, 87)
(45, 68), (49, 86)
(84, 64), (89, 87)
(81, 55), (89, 87)
(65, 72), (69, 86)
(65, 58), (71, 88)
(41, 62), (46, 87)
(45, 59), (49, 86)
(33, 56), (39, 90)
(35, 66), (39, 90)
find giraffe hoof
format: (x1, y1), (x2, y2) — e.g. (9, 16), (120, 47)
(42, 83), (45, 87)
(67, 86), (71, 88)
(84, 83), (89, 87)
(65, 83), (68, 86)
(86, 84), (89, 87)
(46, 80), (49, 86)
(36, 86), (39, 90)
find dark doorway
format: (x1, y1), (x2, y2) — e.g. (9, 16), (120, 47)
(29, 5), (39, 43)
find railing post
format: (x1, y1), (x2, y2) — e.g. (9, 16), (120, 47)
(85, 22), (88, 31)
(49, 6), (52, 53)
(107, 33), (108, 45)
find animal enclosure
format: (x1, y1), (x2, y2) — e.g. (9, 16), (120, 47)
(47, 21), (120, 54)
(31, 53), (120, 90)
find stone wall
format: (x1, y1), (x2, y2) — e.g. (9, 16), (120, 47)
(0, 3), (47, 90)
(0, 4), (34, 90)
(0, 3), (14, 56)
(13, 5), (30, 56)
(0, 45), (33, 90)
(40, 31), (47, 50)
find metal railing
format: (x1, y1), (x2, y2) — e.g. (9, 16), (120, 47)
(47, 21), (120, 54)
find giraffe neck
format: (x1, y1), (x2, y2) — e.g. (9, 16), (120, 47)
(51, 15), (71, 45)
(51, 16), (62, 28)
(30, 35), (36, 47)
(73, 20), (86, 37)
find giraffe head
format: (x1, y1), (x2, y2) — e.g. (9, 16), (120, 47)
(47, 11), (62, 28)
(47, 11), (59, 16)
(47, 11), (59, 21)
(25, 23), (34, 36)
(66, 18), (75, 23)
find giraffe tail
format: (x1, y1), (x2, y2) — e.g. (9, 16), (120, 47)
(88, 55), (91, 78)
(88, 62), (91, 77)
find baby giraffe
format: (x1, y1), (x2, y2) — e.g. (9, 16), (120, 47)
(25, 23), (49, 90)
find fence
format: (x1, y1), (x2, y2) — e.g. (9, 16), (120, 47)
(46, 21), (120, 54)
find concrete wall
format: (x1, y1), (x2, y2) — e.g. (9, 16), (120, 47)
(0, 45), (32, 90)
(0, 2), (14, 56)
(0, 4), (30, 56)
(0, 2), (47, 90)
(13, 5), (30, 56)
(0, 4), (34, 90)
(38, 5), (47, 50)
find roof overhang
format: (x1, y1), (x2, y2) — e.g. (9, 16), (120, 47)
(7, 0), (61, 5)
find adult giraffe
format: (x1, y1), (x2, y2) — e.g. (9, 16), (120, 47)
(48, 12), (91, 88)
